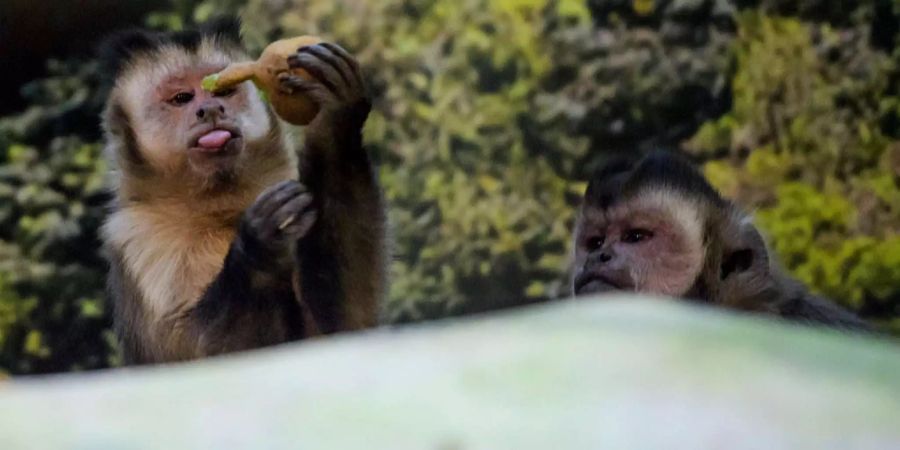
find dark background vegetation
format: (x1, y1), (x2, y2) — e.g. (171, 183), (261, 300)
(1, 0), (898, 374)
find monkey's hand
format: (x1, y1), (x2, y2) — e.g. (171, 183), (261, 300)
(280, 42), (371, 137)
(238, 180), (317, 270)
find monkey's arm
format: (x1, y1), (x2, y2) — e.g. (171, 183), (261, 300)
(182, 180), (321, 356)
(110, 182), (318, 363)
(282, 43), (387, 334)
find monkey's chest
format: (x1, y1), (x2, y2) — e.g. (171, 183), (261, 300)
(174, 232), (235, 292)
(109, 211), (238, 317)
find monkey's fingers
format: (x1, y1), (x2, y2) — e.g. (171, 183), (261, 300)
(287, 51), (344, 98)
(277, 73), (323, 96)
(277, 76), (333, 106)
(295, 44), (357, 93)
(251, 181), (305, 218)
(281, 210), (318, 238)
(319, 42), (365, 89)
(272, 192), (314, 234)
(277, 73), (299, 94)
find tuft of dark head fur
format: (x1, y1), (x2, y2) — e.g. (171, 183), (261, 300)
(585, 150), (725, 210)
(97, 15), (243, 84)
(584, 155), (635, 209)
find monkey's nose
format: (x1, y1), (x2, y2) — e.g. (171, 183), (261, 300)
(599, 252), (612, 263)
(196, 103), (226, 120)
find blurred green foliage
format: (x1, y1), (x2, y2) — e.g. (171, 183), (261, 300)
(233, 0), (596, 320)
(689, 10), (900, 332)
(0, 0), (897, 374)
(0, 48), (117, 372)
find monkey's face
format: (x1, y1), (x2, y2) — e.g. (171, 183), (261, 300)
(572, 192), (706, 298)
(117, 49), (272, 181)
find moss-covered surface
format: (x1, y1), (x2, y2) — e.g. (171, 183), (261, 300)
(0, 296), (897, 449)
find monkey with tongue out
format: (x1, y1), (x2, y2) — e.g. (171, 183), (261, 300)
(99, 18), (387, 364)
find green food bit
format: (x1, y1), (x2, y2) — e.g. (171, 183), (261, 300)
(201, 74), (220, 92)
(256, 82), (270, 104)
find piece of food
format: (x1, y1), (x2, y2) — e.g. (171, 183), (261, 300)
(202, 35), (323, 125)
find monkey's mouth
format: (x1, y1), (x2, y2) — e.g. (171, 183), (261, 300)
(190, 127), (242, 153)
(573, 273), (624, 296)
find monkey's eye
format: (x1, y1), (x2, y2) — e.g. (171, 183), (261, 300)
(622, 229), (653, 244)
(169, 92), (195, 106)
(585, 236), (605, 251)
(213, 87), (237, 98)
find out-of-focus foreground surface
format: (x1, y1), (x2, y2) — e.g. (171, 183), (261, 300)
(0, 0), (898, 374)
(0, 297), (898, 449)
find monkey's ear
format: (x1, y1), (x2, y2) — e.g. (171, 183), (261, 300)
(721, 248), (755, 279)
(719, 212), (770, 281)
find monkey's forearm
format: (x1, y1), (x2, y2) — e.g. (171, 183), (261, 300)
(296, 125), (386, 334)
(302, 126), (382, 215)
(178, 231), (302, 357)
(284, 41), (387, 333)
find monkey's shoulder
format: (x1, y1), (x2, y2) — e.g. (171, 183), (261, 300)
(774, 290), (871, 332)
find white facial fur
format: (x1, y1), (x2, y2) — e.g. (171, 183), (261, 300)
(574, 187), (708, 297)
(113, 38), (272, 177)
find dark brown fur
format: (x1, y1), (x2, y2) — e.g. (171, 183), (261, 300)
(100, 18), (387, 364)
(573, 151), (870, 332)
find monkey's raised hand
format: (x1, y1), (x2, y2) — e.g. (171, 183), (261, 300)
(281, 43), (372, 135)
(238, 180), (317, 269)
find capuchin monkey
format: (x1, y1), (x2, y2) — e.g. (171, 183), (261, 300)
(98, 18), (387, 364)
(571, 151), (870, 331)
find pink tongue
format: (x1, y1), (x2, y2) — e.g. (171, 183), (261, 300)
(197, 130), (232, 149)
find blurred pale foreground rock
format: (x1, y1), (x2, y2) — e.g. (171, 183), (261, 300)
(1, 296), (898, 449)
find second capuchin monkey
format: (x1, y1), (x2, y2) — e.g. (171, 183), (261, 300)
(99, 18), (387, 364)
(571, 151), (870, 332)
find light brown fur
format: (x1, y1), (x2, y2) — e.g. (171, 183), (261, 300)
(103, 42), (294, 329)
(101, 23), (387, 362)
